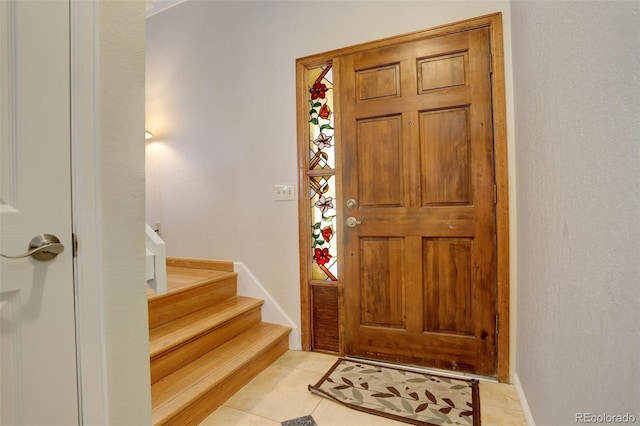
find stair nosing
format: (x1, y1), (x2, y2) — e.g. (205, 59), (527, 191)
(149, 296), (264, 358)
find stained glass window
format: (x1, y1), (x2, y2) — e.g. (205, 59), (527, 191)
(308, 66), (335, 170)
(308, 64), (337, 281)
(310, 175), (337, 280)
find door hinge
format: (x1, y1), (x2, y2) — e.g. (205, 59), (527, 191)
(493, 183), (497, 204)
(72, 233), (78, 258)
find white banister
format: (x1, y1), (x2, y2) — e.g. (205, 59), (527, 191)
(146, 224), (167, 295)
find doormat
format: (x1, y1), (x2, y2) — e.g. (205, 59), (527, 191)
(308, 358), (480, 426)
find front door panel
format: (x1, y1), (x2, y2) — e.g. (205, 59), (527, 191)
(341, 27), (497, 375)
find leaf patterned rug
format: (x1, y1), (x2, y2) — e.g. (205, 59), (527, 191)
(308, 358), (480, 426)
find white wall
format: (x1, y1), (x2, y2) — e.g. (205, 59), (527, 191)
(96, 1), (151, 423)
(511, 1), (639, 424)
(145, 1), (516, 365)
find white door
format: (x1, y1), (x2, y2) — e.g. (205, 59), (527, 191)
(1, 1), (79, 424)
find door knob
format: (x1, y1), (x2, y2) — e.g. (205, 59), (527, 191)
(0, 234), (65, 261)
(345, 217), (362, 228)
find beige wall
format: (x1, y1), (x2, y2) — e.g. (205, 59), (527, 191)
(145, 0), (517, 372)
(511, 1), (639, 424)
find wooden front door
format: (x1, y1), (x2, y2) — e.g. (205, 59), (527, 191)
(340, 27), (497, 375)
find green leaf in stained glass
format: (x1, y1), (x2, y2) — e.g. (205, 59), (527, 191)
(310, 118), (319, 125)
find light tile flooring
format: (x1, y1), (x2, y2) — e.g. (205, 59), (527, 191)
(200, 351), (527, 426)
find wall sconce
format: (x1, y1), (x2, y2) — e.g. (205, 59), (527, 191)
(145, 131), (153, 140)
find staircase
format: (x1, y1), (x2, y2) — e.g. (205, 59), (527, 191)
(148, 258), (291, 425)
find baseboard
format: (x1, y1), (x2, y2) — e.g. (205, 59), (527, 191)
(514, 373), (536, 426)
(234, 262), (301, 350)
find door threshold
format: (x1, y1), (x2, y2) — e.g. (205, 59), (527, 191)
(345, 356), (498, 383)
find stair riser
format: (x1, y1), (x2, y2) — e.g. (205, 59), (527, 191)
(155, 336), (289, 426)
(166, 257), (234, 272)
(148, 275), (237, 329)
(150, 307), (262, 384)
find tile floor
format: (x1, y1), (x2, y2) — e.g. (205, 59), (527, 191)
(200, 351), (527, 425)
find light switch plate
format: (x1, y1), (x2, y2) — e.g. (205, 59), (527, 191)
(274, 184), (295, 201)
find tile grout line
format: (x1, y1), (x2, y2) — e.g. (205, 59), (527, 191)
(296, 363), (324, 423)
(293, 360), (322, 426)
(219, 404), (282, 425)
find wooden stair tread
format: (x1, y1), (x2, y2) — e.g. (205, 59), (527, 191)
(150, 267), (237, 300)
(151, 322), (291, 423)
(149, 296), (263, 358)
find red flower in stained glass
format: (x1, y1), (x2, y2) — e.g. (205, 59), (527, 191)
(310, 82), (328, 100)
(318, 103), (331, 119)
(321, 226), (333, 242)
(313, 247), (332, 266)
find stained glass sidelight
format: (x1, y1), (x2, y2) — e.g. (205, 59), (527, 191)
(308, 64), (337, 281)
(308, 66), (335, 170)
(310, 175), (337, 280)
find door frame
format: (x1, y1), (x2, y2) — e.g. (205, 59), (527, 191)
(296, 13), (510, 382)
(71, 1), (109, 423)
(72, 1), (149, 422)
